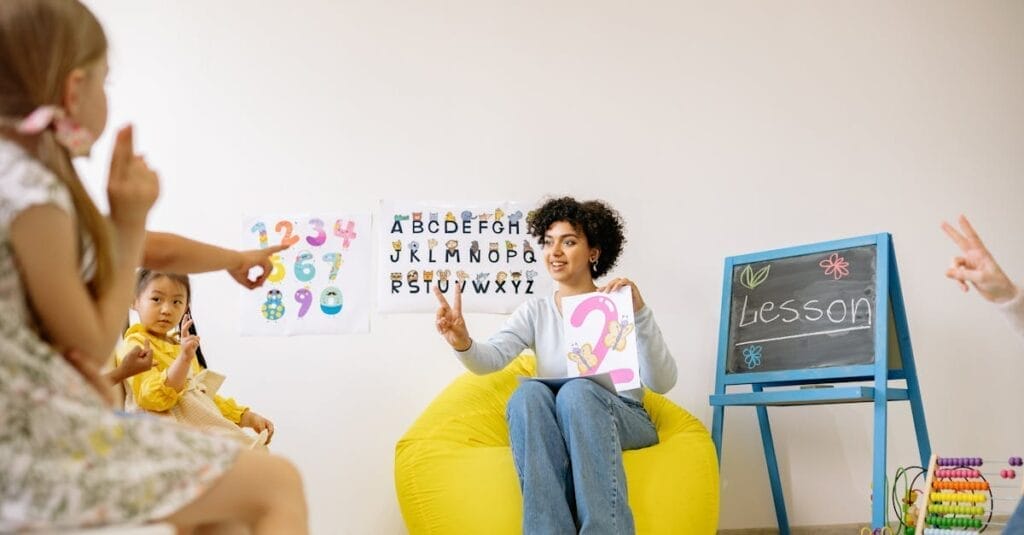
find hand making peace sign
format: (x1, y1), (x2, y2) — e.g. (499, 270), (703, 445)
(433, 284), (472, 351)
(942, 215), (1019, 303)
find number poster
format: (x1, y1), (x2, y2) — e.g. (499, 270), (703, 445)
(242, 214), (371, 335)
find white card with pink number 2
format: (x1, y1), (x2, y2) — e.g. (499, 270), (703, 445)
(561, 288), (640, 393)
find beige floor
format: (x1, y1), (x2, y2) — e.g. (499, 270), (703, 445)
(718, 517), (1009, 534)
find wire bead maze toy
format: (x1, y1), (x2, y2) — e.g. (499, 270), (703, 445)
(886, 454), (1024, 534)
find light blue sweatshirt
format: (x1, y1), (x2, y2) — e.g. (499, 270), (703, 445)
(1002, 289), (1024, 337)
(455, 294), (677, 402)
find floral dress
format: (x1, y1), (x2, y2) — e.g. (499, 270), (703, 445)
(0, 140), (240, 531)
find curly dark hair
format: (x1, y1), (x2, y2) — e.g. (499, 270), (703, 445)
(528, 197), (626, 279)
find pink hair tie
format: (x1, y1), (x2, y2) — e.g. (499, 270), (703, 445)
(16, 105), (61, 134)
(11, 105), (96, 157)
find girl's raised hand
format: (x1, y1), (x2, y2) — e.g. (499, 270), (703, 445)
(179, 316), (200, 358)
(433, 283), (471, 351)
(117, 339), (154, 378)
(942, 215), (1019, 303)
(231, 244), (290, 289)
(107, 125), (159, 229)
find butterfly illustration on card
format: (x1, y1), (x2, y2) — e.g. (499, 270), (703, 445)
(567, 342), (599, 374)
(603, 316), (635, 352)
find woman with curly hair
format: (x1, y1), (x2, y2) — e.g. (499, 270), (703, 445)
(433, 196), (677, 534)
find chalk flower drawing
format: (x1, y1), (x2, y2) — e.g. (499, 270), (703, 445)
(819, 253), (850, 280)
(743, 345), (763, 369)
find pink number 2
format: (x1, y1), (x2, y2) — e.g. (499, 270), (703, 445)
(569, 295), (635, 385)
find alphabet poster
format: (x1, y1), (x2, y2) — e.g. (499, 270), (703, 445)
(241, 214), (371, 335)
(379, 200), (552, 313)
(561, 288), (641, 392)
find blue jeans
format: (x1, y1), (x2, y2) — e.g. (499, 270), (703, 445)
(506, 379), (659, 535)
(1006, 498), (1024, 535)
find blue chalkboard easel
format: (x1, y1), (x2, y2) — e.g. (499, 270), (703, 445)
(709, 233), (930, 531)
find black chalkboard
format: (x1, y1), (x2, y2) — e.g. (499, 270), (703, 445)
(726, 245), (877, 374)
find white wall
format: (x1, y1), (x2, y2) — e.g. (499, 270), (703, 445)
(79, 1), (1024, 532)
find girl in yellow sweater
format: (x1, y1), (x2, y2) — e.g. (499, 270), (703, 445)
(118, 269), (273, 447)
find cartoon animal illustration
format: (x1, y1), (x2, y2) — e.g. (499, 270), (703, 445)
(390, 272), (403, 281)
(260, 289), (285, 321)
(505, 240), (517, 251)
(456, 270), (470, 282)
(412, 212), (422, 221)
(445, 211), (456, 222)
(475, 272), (489, 283)
(525, 270), (538, 281)
(409, 240), (419, 253)
(446, 240), (459, 252)
(429, 212), (439, 222)
(320, 287), (343, 315)
(511, 272), (522, 281)
(567, 343), (598, 374)
(470, 240), (480, 254)
(496, 272), (508, 283)
(477, 212), (491, 222)
(508, 210), (524, 224)
(437, 270), (452, 282)
(427, 238), (438, 249)
(333, 220), (357, 248)
(489, 242), (499, 252)
(494, 208), (505, 221)
(522, 240), (535, 253)
(423, 271), (434, 282)
(902, 490), (921, 529)
(525, 210), (536, 224)
(407, 270), (419, 283)
(460, 210), (476, 222)
(394, 214), (410, 222)
(603, 317), (635, 352)
(391, 240), (402, 251)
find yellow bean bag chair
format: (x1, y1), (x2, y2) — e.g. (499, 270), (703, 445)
(395, 356), (719, 534)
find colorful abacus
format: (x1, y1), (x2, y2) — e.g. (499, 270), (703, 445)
(913, 454), (1024, 535)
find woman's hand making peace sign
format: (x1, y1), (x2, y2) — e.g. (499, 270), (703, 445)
(433, 284), (472, 351)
